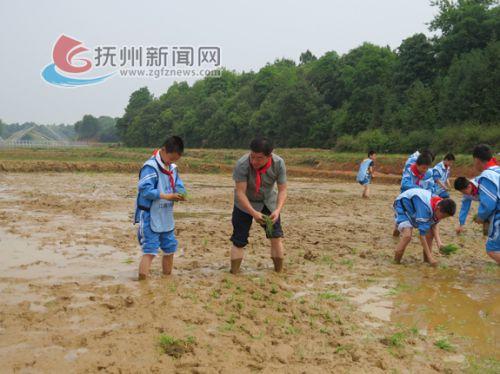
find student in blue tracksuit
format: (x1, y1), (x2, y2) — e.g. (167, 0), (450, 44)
(471, 144), (500, 264)
(356, 150), (376, 198)
(393, 188), (456, 266)
(401, 153), (435, 193)
(403, 149), (435, 174)
(454, 176), (480, 234)
(134, 136), (186, 280)
(432, 153), (455, 198)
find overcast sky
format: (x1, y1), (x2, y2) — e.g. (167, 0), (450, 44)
(0, 0), (438, 125)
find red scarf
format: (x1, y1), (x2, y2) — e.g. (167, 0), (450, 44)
(252, 157), (272, 195)
(153, 149), (175, 191)
(431, 196), (442, 212)
(410, 163), (425, 185)
(431, 196), (443, 223)
(485, 157), (498, 169)
(470, 183), (479, 197)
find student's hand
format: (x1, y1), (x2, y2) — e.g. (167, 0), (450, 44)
(473, 216), (483, 224)
(163, 193), (183, 201)
(269, 209), (281, 224)
(455, 225), (464, 235)
(252, 211), (265, 224)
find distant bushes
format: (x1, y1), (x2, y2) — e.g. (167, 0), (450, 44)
(334, 122), (500, 153)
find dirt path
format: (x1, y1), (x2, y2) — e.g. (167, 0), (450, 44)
(0, 173), (497, 373)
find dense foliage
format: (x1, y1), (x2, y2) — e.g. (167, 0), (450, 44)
(116, 1), (499, 152)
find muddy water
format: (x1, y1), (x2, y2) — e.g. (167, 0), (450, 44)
(1, 172), (499, 372)
(391, 266), (500, 358)
(0, 228), (135, 282)
(337, 265), (499, 358)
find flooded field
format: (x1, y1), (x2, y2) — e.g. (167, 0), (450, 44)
(0, 172), (498, 373)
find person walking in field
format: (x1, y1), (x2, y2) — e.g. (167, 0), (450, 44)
(471, 144), (500, 264)
(230, 137), (287, 274)
(134, 136), (186, 280)
(356, 150), (376, 198)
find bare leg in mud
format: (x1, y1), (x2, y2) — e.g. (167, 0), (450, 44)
(138, 254), (155, 280)
(424, 231), (434, 263)
(271, 238), (284, 272)
(487, 251), (500, 265)
(230, 246), (244, 274)
(392, 223), (400, 237)
(362, 184), (369, 199)
(394, 227), (412, 263)
(162, 254), (174, 275)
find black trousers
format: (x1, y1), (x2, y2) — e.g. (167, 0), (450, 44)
(230, 205), (284, 248)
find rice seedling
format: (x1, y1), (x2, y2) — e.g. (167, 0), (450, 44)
(262, 215), (274, 236)
(176, 187), (188, 200)
(440, 244), (459, 255)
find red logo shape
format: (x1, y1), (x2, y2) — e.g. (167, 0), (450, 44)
(52, 35), (92, 73)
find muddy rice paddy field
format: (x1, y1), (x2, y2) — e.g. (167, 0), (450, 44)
(0, 170), (498, 373)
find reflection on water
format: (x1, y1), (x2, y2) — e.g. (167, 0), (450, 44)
(391, 266), (499, 358)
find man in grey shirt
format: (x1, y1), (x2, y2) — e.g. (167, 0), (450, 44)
(230, 137), (288, 274)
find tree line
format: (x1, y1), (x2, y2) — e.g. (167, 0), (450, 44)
(115, 0), (500, 153)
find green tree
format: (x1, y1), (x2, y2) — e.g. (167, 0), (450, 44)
(439, 41), (500, 123)
(116, 87), (153, 144)
(431, 0), (500, 68)
(395, 33), (436, 90)
(299, 50), (317, 65)
(74, 115), (100, 140)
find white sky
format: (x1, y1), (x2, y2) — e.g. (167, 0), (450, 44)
(0, 0), (438, 125)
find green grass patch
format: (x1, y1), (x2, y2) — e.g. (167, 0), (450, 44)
(318, 292), (344, 301)
(434, 338), (455, 351)
(158, 334), (195, 358)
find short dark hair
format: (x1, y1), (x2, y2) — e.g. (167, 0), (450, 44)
(162, 136), (184, 154)
(416, 153), (432, 166)
(422, 149), (435, 162)
(250, 137), (273, 156)
(438, 198), (456, 216)
(454, 176), (470, 191)
(472, 144), (492, 162)
(368, 150), (376, 157)
(444, 153), (455, 161)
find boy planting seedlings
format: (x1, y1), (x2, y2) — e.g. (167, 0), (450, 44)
(134, 136), (186, 280)
(230, 137), (287, 274)
(393, 188), (456, 266)
(454, 176), (480, 234)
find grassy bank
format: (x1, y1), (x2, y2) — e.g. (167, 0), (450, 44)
(0, 146), (477, 179)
